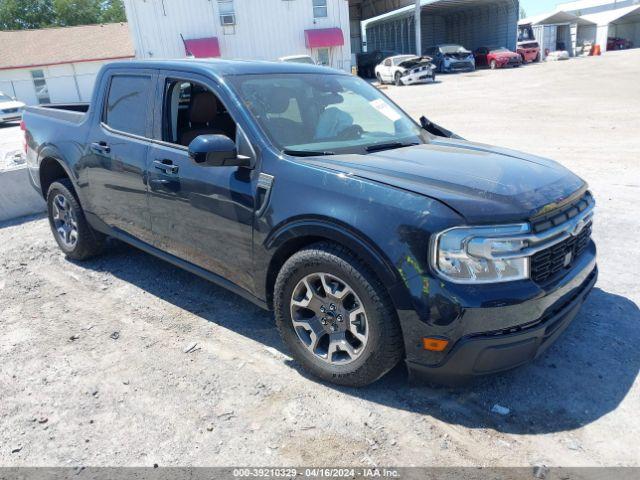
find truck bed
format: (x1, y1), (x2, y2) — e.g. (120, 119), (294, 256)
(25, 103), (90, 125)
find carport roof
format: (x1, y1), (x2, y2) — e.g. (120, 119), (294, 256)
(580, 4), (640, 26)
(519, 11), (595, 26)
(363, 0), (514, 27)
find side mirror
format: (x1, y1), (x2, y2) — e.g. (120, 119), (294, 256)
(420, 116), (464, 140)
(188, 134), (251, 168)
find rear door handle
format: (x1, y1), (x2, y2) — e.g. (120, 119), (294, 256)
(153, 159), (179, 175)
(91, 141), (110, 154)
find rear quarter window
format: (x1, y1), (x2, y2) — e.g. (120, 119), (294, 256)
(104, 75), (152, 137)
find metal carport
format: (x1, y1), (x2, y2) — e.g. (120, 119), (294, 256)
(362, 0), (519, 55)
(519, 11), (595, 60)
(581, 5), (640, 53)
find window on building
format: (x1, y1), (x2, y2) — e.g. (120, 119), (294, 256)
(317, 47), (330, 66)
(31, 70), (50, 104)
(218, 0), (236, 25)
(162, 80), (236, 147)
(313, 0), (327, 18)
(104, 75), (153, 137)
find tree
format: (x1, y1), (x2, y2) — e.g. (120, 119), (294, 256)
(0, 0), (54, 30)
(53, 0), (101, 26)
(519, 6), (527, 20)
(0, 0), (126, 30)
(100, 0), (126, 23)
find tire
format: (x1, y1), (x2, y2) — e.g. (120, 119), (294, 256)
(394, 72), (403, 86)
(46, 178), (105, 260)
(534, 53), (541, 63)
(431, 72), (437, 83)
(490, 59), (497, 70)
(274, 242), (403, 387)
(376, 72), (383, 84)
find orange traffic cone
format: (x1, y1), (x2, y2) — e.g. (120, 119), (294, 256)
(591, 44), (601, 56)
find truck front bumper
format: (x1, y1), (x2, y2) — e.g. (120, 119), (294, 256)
(399, 242), (597, 386)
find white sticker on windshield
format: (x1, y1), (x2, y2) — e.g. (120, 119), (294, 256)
(369, 99), (402, 122)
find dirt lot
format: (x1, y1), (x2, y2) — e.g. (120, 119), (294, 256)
(1, 50), (639, 467)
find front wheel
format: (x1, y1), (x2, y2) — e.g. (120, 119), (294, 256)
(490, 59), (497, 70)
(394, 72), (403, 86)
(47, 179), (105, 260)
(274, 243), (404, 387)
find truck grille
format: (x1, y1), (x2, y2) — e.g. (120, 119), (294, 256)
(531, 223), (592, 283)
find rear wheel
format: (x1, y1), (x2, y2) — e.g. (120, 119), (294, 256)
(376, 72), (383, 84)
(274, 243), (403, 387)
(46, 179), (105, 260)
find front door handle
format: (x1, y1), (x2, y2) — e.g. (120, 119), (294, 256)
(153, 159), (179, 175)
(91, 141), (110, 154)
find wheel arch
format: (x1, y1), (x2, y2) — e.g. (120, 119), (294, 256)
(263, 218), (403, 311)
(38, 149), (75, 200)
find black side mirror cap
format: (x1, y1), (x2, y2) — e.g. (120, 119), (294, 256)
(188, 134), (251, 168)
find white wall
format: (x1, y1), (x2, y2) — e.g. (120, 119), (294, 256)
(123, 0), (352, 71)
(0, 60), (114, 106)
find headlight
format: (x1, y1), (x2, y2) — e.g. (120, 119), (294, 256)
(432, 224), (530, 284)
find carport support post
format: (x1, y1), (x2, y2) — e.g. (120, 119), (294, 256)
(415, 0), (422, 56)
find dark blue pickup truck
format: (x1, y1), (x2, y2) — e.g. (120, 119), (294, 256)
(23, 59), (597, 386)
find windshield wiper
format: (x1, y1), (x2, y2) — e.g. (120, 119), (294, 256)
(365, 142), (419, 153)
(283, 149), (335, 157)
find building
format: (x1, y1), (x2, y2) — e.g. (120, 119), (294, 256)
(521, 1), (640, 57)
(362, 0), (520, 55)
(122, 0), (352, 71)
(0, 23), (134, 105)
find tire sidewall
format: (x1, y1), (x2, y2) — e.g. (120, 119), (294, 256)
(47, 183), (81, 255)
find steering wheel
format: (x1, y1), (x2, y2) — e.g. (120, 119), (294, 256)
(337, 125), (364, 140)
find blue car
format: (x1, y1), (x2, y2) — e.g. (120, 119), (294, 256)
(425, 44), (476, 73)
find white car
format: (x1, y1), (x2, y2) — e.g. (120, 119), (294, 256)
(0, 92), (25, 124)
(278, 55), (316, 65)
(375, 55), (436, 86)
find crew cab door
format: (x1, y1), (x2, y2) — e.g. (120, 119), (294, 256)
(146, 72), (257, 292)
(85, 69), (157, 244)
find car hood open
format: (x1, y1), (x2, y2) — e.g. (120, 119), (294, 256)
(298, 139), (586, 224)
(398, 56), (433, 69)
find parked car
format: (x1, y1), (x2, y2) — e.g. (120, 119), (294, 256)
(424, 44), (475, 73)
(356, 50), (398, 78)
(279, 55), (316, 65)
(607, 37), (633, 51)
(474, 47), (522, 69)
(375, 55), (436, 86)
(517, 41), (541, 63)
(0, 92), (25, 124)
(23, 60), (597, 387)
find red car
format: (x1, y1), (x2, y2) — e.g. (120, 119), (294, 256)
(517, 41), (541, 63)
(607, 37), (633, 50)
(474, 46), (522, 69)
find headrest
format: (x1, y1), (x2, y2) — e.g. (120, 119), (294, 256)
(190, 92), (218, 124)
(264, 88), (293, 115)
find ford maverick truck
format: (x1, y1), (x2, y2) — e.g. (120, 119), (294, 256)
(23, 60), (597, 386)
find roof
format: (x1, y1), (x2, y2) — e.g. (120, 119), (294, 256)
(0, 23), (134, 70)
(102, 58), (345, 78)
(519, 10), (595, 26)
(580, 4), (640, 24)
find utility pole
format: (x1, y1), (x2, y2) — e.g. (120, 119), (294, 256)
(415, 0), (422, 56)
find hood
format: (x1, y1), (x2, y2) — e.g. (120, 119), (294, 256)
(398, 56), (433, 69)
(0, 100), (25, 110)
(298, 139), (586, 224)
(495, 51), (519, 58)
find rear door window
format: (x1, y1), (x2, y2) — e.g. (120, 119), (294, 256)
(104, 75), (153, 137)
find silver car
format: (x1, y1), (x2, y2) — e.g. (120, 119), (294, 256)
(0, 92), (25, 124)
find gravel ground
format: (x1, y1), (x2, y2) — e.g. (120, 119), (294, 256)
(1, 50), (639, 468)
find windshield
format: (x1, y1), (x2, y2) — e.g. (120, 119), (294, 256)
(228, 73), (426, 155)
(393, 55), (416, 65)
(0, 93), (14, 102)
(440, 45), (468, 54)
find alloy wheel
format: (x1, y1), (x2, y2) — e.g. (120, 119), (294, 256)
(290, 272), (368, 365)
(51, 193), (78, 249)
